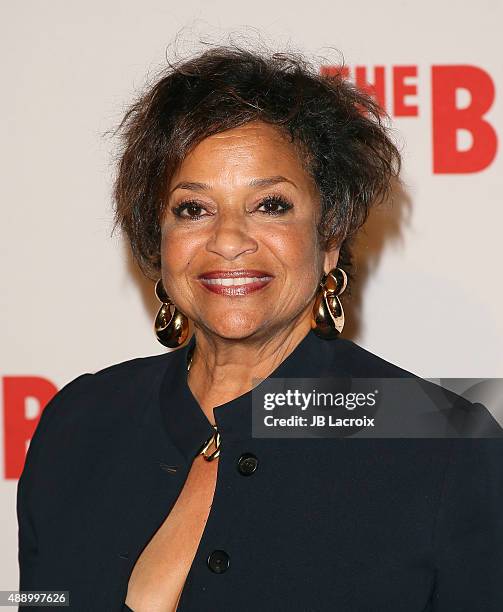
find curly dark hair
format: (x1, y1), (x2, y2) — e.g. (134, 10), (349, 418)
(112, 44), (401, 295)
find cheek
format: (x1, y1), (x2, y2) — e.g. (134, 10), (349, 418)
(160, 228), (198, 274)
(265, 224), (322, 275)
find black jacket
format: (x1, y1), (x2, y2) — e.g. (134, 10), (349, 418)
(17, 329), (503, 611)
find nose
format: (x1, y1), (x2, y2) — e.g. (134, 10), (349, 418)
(205, 210), (258, 260)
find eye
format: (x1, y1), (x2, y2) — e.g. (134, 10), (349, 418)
(255, 195), (293, 215)
(172, 200), (209, 220)
(171, 195), (293, 221)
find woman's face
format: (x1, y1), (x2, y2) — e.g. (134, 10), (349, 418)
(161, 120), (339, 340)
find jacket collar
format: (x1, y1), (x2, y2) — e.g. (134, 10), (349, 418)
(158, 328), (352, 463)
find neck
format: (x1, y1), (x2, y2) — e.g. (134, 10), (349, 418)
(186, 309), (313, 420)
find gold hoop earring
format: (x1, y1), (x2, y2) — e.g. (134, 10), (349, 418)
(311, 267), (347, 339)
(154, 279), (190, 348)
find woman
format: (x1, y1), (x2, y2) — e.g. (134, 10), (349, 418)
(17, 45), (503, 611)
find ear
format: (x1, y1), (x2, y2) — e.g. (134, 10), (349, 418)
(323, 244), (341, 275)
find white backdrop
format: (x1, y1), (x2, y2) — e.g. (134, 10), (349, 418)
(1, 0), (502, 596)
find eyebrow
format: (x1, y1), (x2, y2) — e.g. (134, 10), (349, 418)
(168, 175), (298, 195)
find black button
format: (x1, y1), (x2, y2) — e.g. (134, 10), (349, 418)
(207, 550), (230, 573)
(237, 453), (258, 476)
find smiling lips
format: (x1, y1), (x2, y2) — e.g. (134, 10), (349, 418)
(198, 269), (274, 296)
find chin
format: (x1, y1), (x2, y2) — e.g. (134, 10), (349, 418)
(199, 312), (269, 340)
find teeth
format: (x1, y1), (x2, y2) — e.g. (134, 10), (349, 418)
(202, 277), (271, 286)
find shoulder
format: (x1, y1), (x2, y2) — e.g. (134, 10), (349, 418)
(87, 351), (173, 386)
(332, 337), (418, 378)
(58, 350), (173, 402)
(19, 351), (179, 499)
(331, 338), (503, 438)
(28, 352), (175, 452)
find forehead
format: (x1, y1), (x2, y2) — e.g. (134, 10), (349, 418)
(172, 121), (311, 185)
